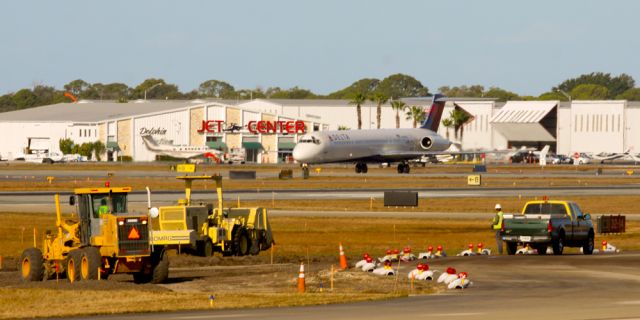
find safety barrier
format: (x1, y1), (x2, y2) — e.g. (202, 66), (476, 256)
(597, 215), (626, 234)
(229, 170), (257, 180)
(383, 191), (418, 207)
(278, 169), (293, 180)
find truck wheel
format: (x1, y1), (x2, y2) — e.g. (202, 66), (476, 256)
(151, 249), (169, 284)
(233, 228), (250, 256)
(249, 237), (260, 256)
(552, 235), (565, 255)
(203, 240), (214, 257)
(80, 247), (101, 280)
(20, 248), (44, 282)
(506, 242), (518, 255)
(582, 232), (594, 255)
(66, 250), (82, 282)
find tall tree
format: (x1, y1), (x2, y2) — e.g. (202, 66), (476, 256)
(449, 108), (471, 141)
(269, 86), (316, 99)
(12, 89), (37, 109)
(617, 88), (640, 101)
(371, 92), (389, 129)
(555, 72), (634, 99)
(390, 100), (407, 128)
(328, 78), (380, 99)
(377, 74), (429, 99)
(64, 79), (91, 97)
(441, 118), (454, 140)
(438, 85), (484, 97)
(405, 105), (426, 128)
(132, 78), (182, 100)
(198, 80), (235, 98)
(483, 87), (520, 101)
(570, 84), (609, 100)
(349, 93), (367, 130)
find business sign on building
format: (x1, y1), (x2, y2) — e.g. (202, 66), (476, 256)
(196, 120), (306, 134)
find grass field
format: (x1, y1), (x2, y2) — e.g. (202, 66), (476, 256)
(0, 289), (406, 319)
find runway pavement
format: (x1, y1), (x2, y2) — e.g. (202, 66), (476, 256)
(78, 253), (640, 320)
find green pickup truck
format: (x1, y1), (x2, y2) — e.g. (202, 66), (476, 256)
(501, 200), (595, 255)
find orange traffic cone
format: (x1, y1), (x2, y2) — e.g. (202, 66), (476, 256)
(339, 243), (348, 270)
(297, 262), (305, 293)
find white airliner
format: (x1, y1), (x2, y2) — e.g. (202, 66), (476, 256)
(293, 94), (453, 174)
(141, 135), (224, 161)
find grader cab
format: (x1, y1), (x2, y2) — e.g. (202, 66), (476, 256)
(20, 185), (168, 284)
(151, 175), (273, 257)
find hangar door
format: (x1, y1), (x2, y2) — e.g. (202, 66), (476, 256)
(28, 138), (51, 152)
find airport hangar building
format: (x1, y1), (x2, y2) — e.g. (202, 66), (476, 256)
(0, 98), (639, 162)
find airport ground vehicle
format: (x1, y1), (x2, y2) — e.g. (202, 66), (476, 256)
(501, 200), (594, 255)
(20, 186), (168, 284)
(151, 175), (273, 257)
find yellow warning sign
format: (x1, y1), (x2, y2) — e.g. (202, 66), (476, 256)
(176, 164), (196, 173)
(467, 175), (481, 186)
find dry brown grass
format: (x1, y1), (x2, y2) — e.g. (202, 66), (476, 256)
(0, 288), (404, 319)
(2, 174), (640, 191)
(241, 195), (640, 215)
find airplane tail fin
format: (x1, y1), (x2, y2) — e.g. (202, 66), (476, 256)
(540, 145), (550, 158)
(420, 93), (446, 132)
(141, 135), (158, 147)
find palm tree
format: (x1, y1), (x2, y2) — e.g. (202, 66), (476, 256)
(390, 100), (407, 128)
(371, 92), (389, 129)
(349, 93), (367, 130)
(441, 118), (454, 140)
(405, 106), (426, 128)
(449, 109), (471, 141)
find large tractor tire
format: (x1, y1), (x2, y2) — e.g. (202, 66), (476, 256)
(534, 245), (548, 255)
(249, 231), (262, 255)
(20, 248), (44, 282)
(80, 247), (101, 280)
(66, 250), (83, 282)
(151, 249), (169, 284)
(233, 228), (250, 256)
(133, 249), (169, 284)
(198, 239), (214, 257)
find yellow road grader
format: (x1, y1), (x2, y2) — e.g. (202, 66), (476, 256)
(20, 185), (168, 284)
(150, 175), (274, 257)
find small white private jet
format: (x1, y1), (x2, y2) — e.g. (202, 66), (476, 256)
(141, 135), (224, 161)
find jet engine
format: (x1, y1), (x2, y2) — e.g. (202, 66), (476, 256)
(420, 136), (449, 150)
(420, 137), (434, 150)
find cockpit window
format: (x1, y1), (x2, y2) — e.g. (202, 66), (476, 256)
(298, 136), (321, 144)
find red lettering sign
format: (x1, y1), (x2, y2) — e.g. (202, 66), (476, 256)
(198, 120), (306, 134)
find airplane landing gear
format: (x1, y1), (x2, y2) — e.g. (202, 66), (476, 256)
(355, 162), (368, 174)
(397, 162), (410, 174)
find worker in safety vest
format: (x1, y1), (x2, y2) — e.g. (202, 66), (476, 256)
(491, 203), (504, 254)
(98, 198), (109, 216)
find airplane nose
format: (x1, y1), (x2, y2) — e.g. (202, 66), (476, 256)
(292, 145), (306, 162)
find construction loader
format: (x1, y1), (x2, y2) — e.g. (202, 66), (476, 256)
(20, 185), (168, 284)
(150, 175), (273, 257)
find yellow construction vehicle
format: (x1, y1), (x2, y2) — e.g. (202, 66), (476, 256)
(20, 185), (168, 284)
(151, 175), (273, 257)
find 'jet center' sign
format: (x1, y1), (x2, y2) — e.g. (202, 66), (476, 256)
(197, 120), (306, 134)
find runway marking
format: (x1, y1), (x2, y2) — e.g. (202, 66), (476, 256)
(429, 312), (485, 317)
(175, 314), (257, 319)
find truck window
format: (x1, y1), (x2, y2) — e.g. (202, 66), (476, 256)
(91, 193), (128, 218)
(523, 203), (567, 215)
(570, 203), (583, 219)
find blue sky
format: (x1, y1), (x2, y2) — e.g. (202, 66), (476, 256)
(0, 0), (638, 96)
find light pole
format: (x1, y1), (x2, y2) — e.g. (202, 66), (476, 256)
(556, 89), (572, 101)
(144, 83), (163, 100)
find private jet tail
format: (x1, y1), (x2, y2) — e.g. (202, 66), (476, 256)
(420, 93), (446, 132)
(141, 135), (159, 148)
